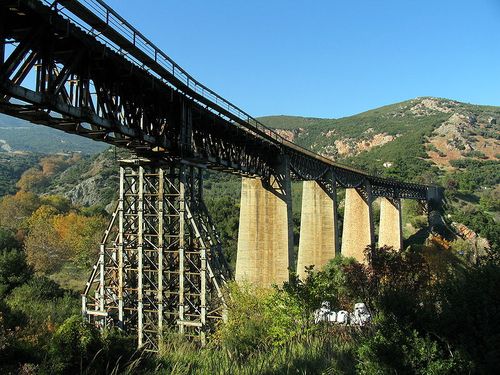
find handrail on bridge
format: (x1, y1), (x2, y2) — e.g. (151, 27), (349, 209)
(45, 0), (429, 193)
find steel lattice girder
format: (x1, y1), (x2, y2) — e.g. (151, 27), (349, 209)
(0, 0), (439, 202)
(82, 160), (228, 351)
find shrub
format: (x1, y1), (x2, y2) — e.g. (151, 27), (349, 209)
(214, 283), (307, 357)
(357, 315), (472, 374)
(0, 249), (33, 298)
(6, 276), (78, 346)
(45, 315), (102, 374)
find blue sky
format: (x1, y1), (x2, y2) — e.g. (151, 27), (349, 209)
(106, 0), (500, 118)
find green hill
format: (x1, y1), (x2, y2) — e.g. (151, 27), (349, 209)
(260, 97), (500, 183)
(0, 113), (107, 154)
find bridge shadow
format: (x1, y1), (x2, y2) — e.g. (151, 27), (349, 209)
(405, 227), (430, 247)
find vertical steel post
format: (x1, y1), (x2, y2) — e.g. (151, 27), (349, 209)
(178, 165), (186, 334)
(118, 166), (125, 328)
(157, 167), (164, 342)
(99, 243), (105, 311)
(199, 168), (207, 345)
(137, 166), (144, 347)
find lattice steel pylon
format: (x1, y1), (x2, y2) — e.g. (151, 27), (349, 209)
(82, 158), (230, 351)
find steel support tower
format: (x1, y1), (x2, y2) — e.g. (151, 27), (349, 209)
(82, 159), (230, 351)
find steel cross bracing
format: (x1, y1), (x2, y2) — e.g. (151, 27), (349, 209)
(82, 160), (229, 351)
(0, 0), (433, 200)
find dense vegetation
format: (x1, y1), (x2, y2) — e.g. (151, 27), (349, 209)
(0, 97), (499, 373)
(2, 240), (499, 373)
(0, 153), (39, 196)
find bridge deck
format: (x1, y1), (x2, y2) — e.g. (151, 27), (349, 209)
(0, 0), (434, 200)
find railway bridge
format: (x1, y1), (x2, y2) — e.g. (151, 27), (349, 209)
(0, 0), (443, 351)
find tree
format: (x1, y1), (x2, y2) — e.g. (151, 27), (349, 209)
(15, 167), (47, 192)
(0, 228), (20, 251)
(0, 191), (41, 231)
(53, 212), (106, 267)
(41, 195), (72, 213)
(46, 315), (102, 375)
(24, 206), (66, 273)
(0, 249), (33, 298)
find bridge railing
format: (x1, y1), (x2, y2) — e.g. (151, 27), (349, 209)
(48, 0), (285, 144)
(41, 0), (430, 194)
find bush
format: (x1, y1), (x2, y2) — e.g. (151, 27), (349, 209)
(45, 315), (102, 374)
(6, 276), (78, 346)
(0, 249), (33, 298)
(284, 256), (365, 312)
(433, 262), (500, 373)
(215, 283), (307, 357)
(357, 315), (472, 374)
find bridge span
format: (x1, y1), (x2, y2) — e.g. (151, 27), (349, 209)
(0, 0), (442, 350)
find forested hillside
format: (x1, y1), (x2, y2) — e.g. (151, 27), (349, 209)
(0, 97), (498, 373)
(0, 114), (107, 155)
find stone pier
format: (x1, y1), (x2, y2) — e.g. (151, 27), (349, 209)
(341, 187), (374, 263)
(235, 168), (293, 287)
(378, 197), (403, 250)
(297, 180), (338, 279)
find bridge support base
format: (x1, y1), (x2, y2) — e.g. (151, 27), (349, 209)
(82, 159), (229, 351)
(297, 180), (338, 279)
(378, 197), (403, 250)
(341, 187), (374, 263)
(235, 167), (293, 287)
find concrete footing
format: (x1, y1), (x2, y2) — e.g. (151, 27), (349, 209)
(297, 180), (338, 279)
(235, 173), (292, 287)
(378, 197), (403, 250)
(341, 187), (374, 263)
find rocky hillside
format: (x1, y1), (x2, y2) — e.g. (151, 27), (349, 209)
(261, 97), (500, 179)
(1, 97), (499, 207)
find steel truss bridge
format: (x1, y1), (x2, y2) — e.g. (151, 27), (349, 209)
(0, 0), (442, 351)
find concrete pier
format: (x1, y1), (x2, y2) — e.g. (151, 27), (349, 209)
(235, 170), (293, 287)
(297, 180), (338, 279)
(378, 197), (403, 250)
(341, 187), (374, 263)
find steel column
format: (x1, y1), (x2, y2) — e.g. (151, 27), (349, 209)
(82, 160), (228, 351)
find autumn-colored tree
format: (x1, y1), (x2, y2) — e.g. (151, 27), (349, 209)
(24, 205), (67, 273)
(53, 212), (106, 267)
(39, 154), (81, 176)
(0, 191), (41, 231)
(16, 154), (82, 193)
(41, 195), (72, 214)
(16, 168), (48, 192)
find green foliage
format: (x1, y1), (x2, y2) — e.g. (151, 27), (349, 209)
(6, 276), (78, 343)
(452, 207), (499, 250)
(432, 262), (500, 373)
(45, 315), (102, 374)
(448, 158), (500, 192)
(463, 150), (487, 159)
(204, 195), (239, 267)
(284, 256), (363, 311)
(356, 316), (471, 374)
(215, 283), (308, 356)
(0, 152), (39, 196)
(158, 331), (357, 375)
(0, 249), (33, 298)
(479, 188), (500, 212)
(40, 195), (72, 213)
(0, 228), (21, 250)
